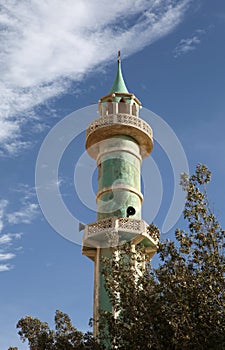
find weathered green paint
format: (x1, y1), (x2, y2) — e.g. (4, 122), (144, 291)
(97, 136), (142, 220)
(83, 57), (155, 348)
(97, 191), (141, 219)
(98, 156), (140, 189)
(96, 133), (143, 335)
(94, 125), (153, 345)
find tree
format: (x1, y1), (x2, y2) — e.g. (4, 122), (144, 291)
(9, 310), (102, 350)
(9, 165), (225, 349)
(99, 164), (225, 349)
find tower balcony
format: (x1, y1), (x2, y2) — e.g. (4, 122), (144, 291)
(85, 113), (153, 159)
(98, 93), (141, 117)
(82, 217), (159, 260)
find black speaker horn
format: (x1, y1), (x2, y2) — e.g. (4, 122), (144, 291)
(126, 206), (136, 217)
(79, 223), (86, 232)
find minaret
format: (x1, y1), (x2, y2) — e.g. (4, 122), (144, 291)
(82, 52), (158, 339)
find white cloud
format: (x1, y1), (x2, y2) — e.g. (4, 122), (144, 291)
(0, 188), (39, 231)
(7, 203), (39, 224)
(0, 0), (191, 154)
(0, 232), (23, 272)
(0, 231), (22, 272)
(0, 232), (22, 245)
(174, 29), (205, 57)
(0, 233), (12, 245)
(0, 253), (15, 261)
(0, 187), (38, 271)
(9, 185), (40, 221)
(0, 199), (8, 233)
(0, 264), (13, 272)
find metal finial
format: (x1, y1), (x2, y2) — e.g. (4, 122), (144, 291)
(118, 50), (121, 63)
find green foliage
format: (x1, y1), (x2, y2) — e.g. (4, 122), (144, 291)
(99, 164), (225, 349)
(9, 165), (225, 350)
(9, 310), (102, 350)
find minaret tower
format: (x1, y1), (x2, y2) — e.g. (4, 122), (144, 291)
(82, 52), (158, 338)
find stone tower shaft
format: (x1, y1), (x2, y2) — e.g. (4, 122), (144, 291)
(82, 54), (158, 338)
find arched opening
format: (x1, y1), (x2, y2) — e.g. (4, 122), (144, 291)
(118, 97), (127, 113)
(106, 99), (113, 115)
(132, 103), (137, 116)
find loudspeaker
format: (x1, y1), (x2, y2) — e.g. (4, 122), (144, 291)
(79, 223), (86, 232)
(126, 206), (136, 217)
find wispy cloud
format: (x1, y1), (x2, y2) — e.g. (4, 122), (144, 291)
(7, 203), (39, 225)
(174, 29), (205, 57)
(0, 233), (14, 245)
(7, 185), (40, 224)
(0, 232), (22, 245)
(0, 199), (8, 233)
(0, 253), (15, 261)
(0, 185), (39, 271)
(0, 252), (15, 272)
(0, 0), (191, 154)
(0, 264), (13, 272)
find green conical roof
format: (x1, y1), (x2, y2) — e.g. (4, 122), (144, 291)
(109, 52), (129, 93)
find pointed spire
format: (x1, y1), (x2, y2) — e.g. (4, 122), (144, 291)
(109, 51), (129, 93)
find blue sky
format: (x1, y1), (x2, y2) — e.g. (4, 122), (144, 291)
(0, 1), (225, 348)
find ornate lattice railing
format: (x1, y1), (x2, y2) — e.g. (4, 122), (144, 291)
(86, 114), (153, 139)
(84, 217), (158, 243)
